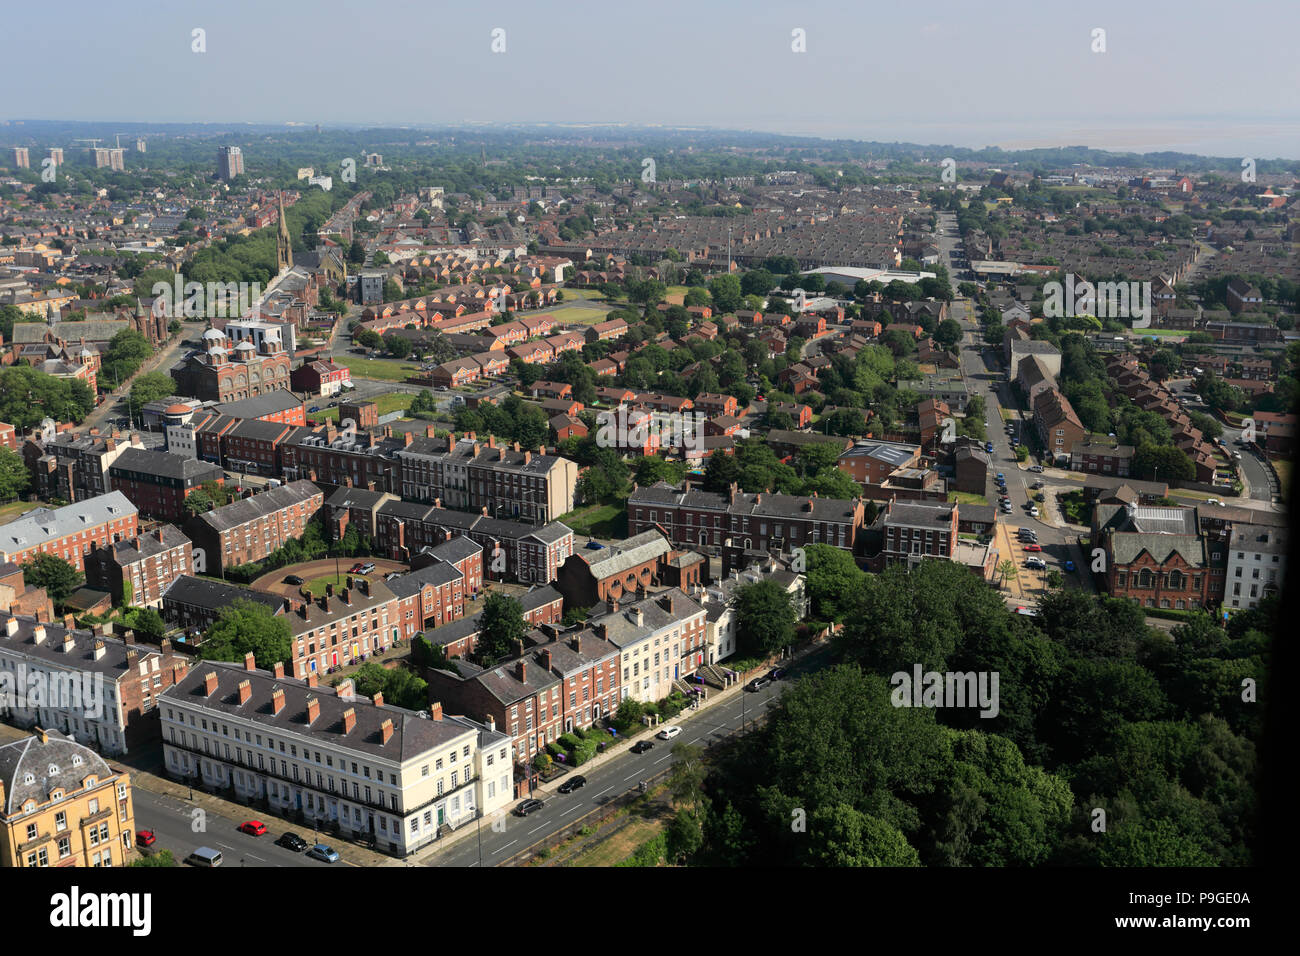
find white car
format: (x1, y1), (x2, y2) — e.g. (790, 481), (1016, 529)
(656, 726), (682, 740)
(1025, 557), (1047, 570)
(1028, 506), (1040, 517)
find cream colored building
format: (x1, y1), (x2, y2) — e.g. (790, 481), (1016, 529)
(159, 659), (512, 856)
(589, 588), (706, 704)
(0, 728), (135, 868)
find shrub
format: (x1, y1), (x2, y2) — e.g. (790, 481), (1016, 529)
(559, 732), (583, 751)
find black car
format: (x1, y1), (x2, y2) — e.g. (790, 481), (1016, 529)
(284, 575), (305, 586)
(769, 667), (785, 680)
(514, 799), (544, 816)
(746, 676), (772, 692)
(557, 775), (587, 794)
(630, 740), (655, 754)
(275, 832), (309, 852)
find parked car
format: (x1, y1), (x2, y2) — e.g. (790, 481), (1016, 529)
(995, 473), (1005, 481)
(1029, 465), (1044, 473)
(1064, 560), (1076, 572)
(275, 832), (309, 852)
(746, 676), (772, 692)
(238, 820), (267, 836)
(358, 562), (375, 574)
(284, 574), (305, 586)
(514, 799), (545, 816)
(769, 667), (785, 680)
(348, 563), (366, 574)
(1032, 480), (1045, 489)
(309, 406), (320, 413)
(185, 847), (223, 867)
(984, 442), (994, 453)
(1028, 506), (1040, 517)
(657, 725), (682, 740)
(1023, 544), (1042, 552)
(558, 775), (587, 794)
(1025, 557), (1047, 570)
(585, 540), (606, 550)
(306, 844), (340, 863)
(631, 740), (655, 754)
(136, 829), (156, 847)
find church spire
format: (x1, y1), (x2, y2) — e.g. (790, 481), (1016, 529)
(277, 190), (293, 272)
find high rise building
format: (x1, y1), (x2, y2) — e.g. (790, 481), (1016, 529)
(135, 138), (146, 153)
(107, 148), (125, 171)
(8, 147), (28, 169)
(47, 148), (63, 167)
(217, 145), (244, 181)
(88, 147), (111, 168)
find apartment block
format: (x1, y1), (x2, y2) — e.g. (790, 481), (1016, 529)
(85, 525), (193, 609)
(0, 493), (139, 574)
(183, 480), (322, 576)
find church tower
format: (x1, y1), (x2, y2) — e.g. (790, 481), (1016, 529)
(277, 191), (293, 273)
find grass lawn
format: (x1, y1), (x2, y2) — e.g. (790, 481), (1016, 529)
(541, 304), (615, 325)
(557, 288), (604, 301)
(1135, 329), (1187, 338)
(558, 499), (629, 537)
(302, 572), (361, 596)
(310, 392), (416, 422)
(0, 499), (51, 526)
(335, 357), (421, 382)
(999, 407), (1018, 421)
(950, 491), (989, 506)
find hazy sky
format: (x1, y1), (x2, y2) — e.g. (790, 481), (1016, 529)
(8, 0), (1299, 158)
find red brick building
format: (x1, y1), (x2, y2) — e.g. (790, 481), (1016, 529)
(86, 525), (193, 609)
(107, 448), (226, 522)
(182, 480), (323, 576)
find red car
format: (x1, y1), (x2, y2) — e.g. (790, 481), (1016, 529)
(349, 563), (366, 574)
(1022, 544), (1042, 552)
(238, 820), (267, 836)
(136, 829), (156, 847)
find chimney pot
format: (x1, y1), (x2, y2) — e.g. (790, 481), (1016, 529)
(244, 650), (256, 671)
(372, 691), (384, 708)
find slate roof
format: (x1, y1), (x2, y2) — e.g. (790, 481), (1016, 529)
(109, 447), (225, 483)
(193, 480), (321, 533)
(161, 575), (287, 614)
(1, 492), (137, 555)
(0, 729), (116, 815)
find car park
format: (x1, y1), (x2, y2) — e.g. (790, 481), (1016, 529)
(276, 832), (309, 852)
(558, 775), (588, 794)
(514, 799), (545, 816)
(631, 740), (655, 754)
(657, 725), (682, 740)
(306, 844), (340, 863)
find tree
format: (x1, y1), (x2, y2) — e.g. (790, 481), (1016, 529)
(21, 554), (84, 607)
(0, 446), (30, 500)
(129, 607), (166, 642)
(474, 592), (527, 666)
(184, 487), (216, 516)
(807, 804), (921, 866)
(732, 580), (798, 657)
(934, 318), (963, 350)
(997, 559), (1019, 587)
(128, 372), (179, 421)
(383, 332), (413, 359)
(350, 660), (429, 710)
(708, 274), (743, 314)
(199, 599), (293, 671)
(803, 544), (866, 622)
(0, 365), (95, 429)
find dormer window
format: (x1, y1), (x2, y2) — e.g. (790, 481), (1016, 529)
(23, 772), (35, 785)
(47, 764), (59, 776)
(72, 755), (83, 766)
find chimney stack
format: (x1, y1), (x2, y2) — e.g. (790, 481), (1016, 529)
(342, 707), (357, 734)
(244, 651), (256, 671)
(307, 672), (318, 687)
(272, 688), (286, 714)
(237, 679), (252, 704)
(32, 624), (46, 644)
(540, 649), (552, 671)
(430, 701), (443, 721)
(380, 718), (394, 744)
(306, 696), (320, 723)
(273, 661), (285, 679)
(336, 678), (354, 698)
(204, 671), (219, 696)
(372, 691), (384, 708)
(516, 660), (527, 682)
(93, 639), (106, 660)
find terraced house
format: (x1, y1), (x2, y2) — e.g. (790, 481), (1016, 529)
(159, 660), (513, 856)
(183, 480), (323, 576)
(0, 493), (139, 575)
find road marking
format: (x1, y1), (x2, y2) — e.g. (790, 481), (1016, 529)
(593, 787), (612, 798)
(528, 824), (548, 835)
(494, 840), (517, 854)
(624, 772), (639, 781)
(560, 805), (581, 817)
(654, 755), (670, 764)
(246, 853), (266, 862)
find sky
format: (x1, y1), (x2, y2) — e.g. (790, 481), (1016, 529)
(7, 0), (1300, 158)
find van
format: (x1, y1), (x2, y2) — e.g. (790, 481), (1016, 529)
(185, 846), (223, 867)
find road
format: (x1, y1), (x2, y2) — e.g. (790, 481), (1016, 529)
(417, 660), (807, 867)
(132, 787), (348, 868)
(1164, 377), (1276, 503)
(84, 319), (208, 432)
(957, 327), (1092, 607)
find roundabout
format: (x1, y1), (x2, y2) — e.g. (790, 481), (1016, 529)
(249, 556), (409, 599)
